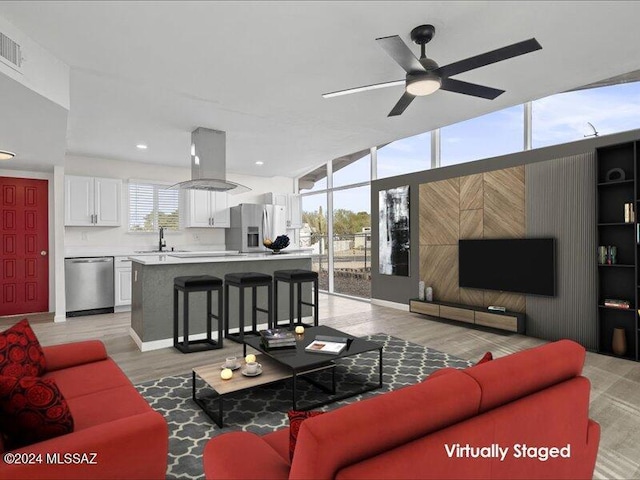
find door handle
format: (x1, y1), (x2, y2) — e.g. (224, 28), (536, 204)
(41, 251), (47, 256)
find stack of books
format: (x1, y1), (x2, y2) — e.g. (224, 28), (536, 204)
(259, 328), (296, 349)
(604, 298), (631, 309)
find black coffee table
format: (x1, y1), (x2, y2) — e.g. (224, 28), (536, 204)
(243, 326), (383, 410)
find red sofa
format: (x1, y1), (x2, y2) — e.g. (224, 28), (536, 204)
(0, 340), (168, 480)
(203, 339), (600, 479)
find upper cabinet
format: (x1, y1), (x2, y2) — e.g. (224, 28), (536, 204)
(183, 190), (230, 228)
(65, 175), (122, 226)
(263, 192), (302, 229)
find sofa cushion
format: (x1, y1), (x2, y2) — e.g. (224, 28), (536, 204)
(262, 428), (291, 463)
(475, 352), (493, 365)
(42, 358), (132, 399)
(66, 385), (153, 431)
(290, 369), (482, 480)
(0, 375), (74, 449)
(462, 339), (585, 413)
(42, 341), (107, 373)
(0, 319), (46, 378)
(288, 410), (324, 460)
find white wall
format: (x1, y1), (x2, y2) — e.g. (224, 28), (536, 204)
(64, 155), (295, 250)
(0, 14), (69, 109)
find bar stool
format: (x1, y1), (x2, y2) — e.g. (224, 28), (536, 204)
(173, 275), (223, 353)
(273, 269), (319, 328)
(224, 272), (273, 343)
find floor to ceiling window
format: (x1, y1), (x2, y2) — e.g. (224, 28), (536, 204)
(377, 132), (431, 178)
(300, 193), (328, 291)
(532, 81), (640, 148)
(440, 105), (524, 167)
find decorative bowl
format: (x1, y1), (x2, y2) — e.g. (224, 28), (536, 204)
(263, 235), (290, 253)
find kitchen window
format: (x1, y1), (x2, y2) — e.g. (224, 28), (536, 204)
(128, 180), (180, 232)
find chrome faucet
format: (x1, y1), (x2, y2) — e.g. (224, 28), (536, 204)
(158, 226), (165, 252)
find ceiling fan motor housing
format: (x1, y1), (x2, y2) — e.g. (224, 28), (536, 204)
(406, 72), (441, 96)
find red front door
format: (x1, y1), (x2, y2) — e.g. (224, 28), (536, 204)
(0, 177), (49, 315)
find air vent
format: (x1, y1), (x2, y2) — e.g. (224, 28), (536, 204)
(0, 32), (22, 73)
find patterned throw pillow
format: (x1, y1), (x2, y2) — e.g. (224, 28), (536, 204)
(288, 410), (325, 461)
(0, 375), (74, 448)
(475, 351), (493, 365)
(0, 319), (47, 378)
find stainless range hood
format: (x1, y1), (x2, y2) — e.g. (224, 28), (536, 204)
(169, 127), (250, 193)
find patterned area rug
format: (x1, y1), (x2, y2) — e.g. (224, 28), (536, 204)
(135, 334), (471, 480)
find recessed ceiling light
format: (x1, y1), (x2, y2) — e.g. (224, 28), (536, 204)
(255, 161), (264, 165)
(0, 150), (16, 160)
(136, 144), (148, 150)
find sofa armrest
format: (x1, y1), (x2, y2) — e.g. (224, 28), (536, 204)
(204, 431), (290, 480)
(43, 340), (108, 372)
(0, 410), (168, 480)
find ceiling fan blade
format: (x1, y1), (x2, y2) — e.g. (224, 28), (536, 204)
(435, 38), (542, 78)
(440, 78), (505, 100)
(376, 35), (426, 73)
(388, 91), (416, 117)
(322, 79), (405, 99)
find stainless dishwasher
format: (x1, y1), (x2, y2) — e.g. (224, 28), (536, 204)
(65, 257), (115, 316)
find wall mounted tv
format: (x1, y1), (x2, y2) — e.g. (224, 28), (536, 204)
(458, 238), (556, 296)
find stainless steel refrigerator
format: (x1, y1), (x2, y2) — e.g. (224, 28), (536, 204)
(226, 203), (287, 252)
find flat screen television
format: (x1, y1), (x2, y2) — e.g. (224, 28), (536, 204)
(458, 238), (556, 296)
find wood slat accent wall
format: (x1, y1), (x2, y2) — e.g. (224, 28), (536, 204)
(419, 166), (526, 313)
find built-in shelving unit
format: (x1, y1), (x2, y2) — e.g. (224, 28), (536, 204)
(596, 141), (639, 361)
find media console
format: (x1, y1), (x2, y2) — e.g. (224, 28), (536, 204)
(409, 299), (526, 334)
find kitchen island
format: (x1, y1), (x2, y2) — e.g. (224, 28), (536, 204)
(129, 251), (314, 351)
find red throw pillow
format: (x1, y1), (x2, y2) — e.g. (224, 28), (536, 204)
(0, 375), (74, 449)
(288, 410), (324, 461)
(475, 351), (493, 365)
(0, 319), (46, 378)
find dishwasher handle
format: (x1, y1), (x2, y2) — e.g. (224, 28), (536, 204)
(67, 258), (113, 263)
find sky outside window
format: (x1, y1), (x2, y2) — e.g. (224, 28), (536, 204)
(441, 105), (524, 167)
(377, 132), (431, 179)
(533, 81), (640, 148)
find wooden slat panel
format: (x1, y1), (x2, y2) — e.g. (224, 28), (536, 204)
(419, 179), (459, 245)
(475, 311), (518, 332)
(460, 174), (483, 210)
(483, 166), (525, 238)
(440, 305), (474, 324)
(460, 209), (483, 239)
(420, 245), (459, 303)
(410, 301), (440, 316)
(459, 288), (484, 307)
(483, 290), (526, 313)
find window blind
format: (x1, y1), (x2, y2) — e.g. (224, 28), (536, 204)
(129, 181), (180, 231)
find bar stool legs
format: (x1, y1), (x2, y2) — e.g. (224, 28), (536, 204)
(273, 270), (319, 328)
(224, 272), (273, 344)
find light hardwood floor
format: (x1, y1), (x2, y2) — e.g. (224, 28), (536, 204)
(3, 295), (639, 479)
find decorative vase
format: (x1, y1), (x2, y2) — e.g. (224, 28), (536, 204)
(425, 286), (433, 302)
(608, 246), (617, 265)
(597, 246), (607, 264)
(418, 281), (425, 301)
(612, 327), (627, 356)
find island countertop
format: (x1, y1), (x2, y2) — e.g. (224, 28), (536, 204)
(129, 250), (313, 266)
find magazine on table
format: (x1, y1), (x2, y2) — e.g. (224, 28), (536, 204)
(305, 337), (348, 355)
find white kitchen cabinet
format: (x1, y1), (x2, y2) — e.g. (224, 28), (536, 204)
(114, 257), (132, 308)
(263, 192), (302, 228)
(64, 175), (122, 226)
(183, 190), (230, 228)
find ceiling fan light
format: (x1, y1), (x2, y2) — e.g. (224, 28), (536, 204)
(406, 75), (442, 96)
(0, 150), (16, 160)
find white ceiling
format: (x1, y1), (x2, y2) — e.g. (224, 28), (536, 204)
(1, 1), (640, 177)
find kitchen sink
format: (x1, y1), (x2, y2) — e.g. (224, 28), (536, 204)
(134, 249), (189, 253)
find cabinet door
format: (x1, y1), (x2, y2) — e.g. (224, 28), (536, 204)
(212, 191), (230, 228)
(64, 175), (94, 226)
(114, 267), (132, 306)
(287, 194), (302, 228)
(94, 177), (122, 226)
(185, 189), (212, 227)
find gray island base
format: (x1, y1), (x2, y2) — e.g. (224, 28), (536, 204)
(130, 252), (313, 351)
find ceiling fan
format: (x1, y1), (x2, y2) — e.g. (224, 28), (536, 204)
(322, 24), (542, 117)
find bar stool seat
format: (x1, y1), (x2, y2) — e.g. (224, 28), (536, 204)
(273, 269), (319, 328)
(224, 272), (273, 343)
(173, 275), (223, 353)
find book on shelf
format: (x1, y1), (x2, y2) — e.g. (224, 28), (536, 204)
(305, 336), (348, 355)
(603, 298), (631, 309)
